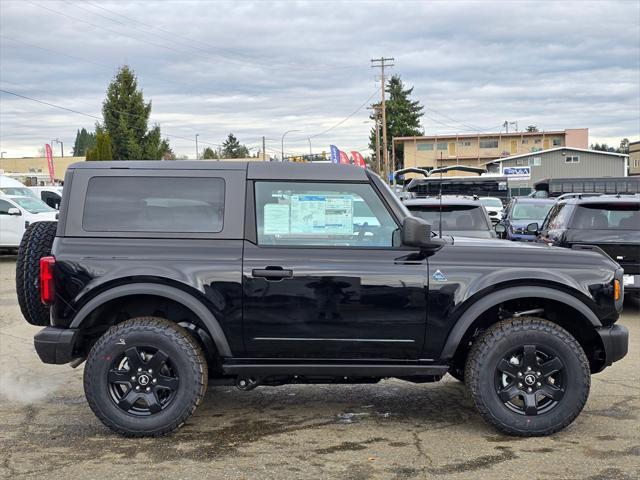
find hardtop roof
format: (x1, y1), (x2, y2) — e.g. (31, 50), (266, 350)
(68, 161), (369, 181)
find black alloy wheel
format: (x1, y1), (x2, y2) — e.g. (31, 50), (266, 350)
(108, 346), (180, 416)
(495, 344), (564, 416)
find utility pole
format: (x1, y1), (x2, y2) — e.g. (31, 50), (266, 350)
(307, 138), (312, 156)
(262, 136), (266, 161)
(195, 134), (199, 160)
(371, 57), (394, 182)
(503, 121), (518, 133)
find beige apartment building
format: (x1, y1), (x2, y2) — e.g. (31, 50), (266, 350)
(629, 140), (640, 176)
(394, 128), (589, 175)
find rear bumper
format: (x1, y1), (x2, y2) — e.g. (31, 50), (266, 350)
(596, 324), (629, 367)
(34, 327), (80, 364)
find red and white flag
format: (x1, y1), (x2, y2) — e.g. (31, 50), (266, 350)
(339, 150), (350, 165)
(351, 151), (366, 168)
(45, 144), (55, 183)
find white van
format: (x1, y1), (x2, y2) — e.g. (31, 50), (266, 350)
(0, 195), (57, 248)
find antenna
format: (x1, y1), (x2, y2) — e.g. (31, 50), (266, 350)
(438, 152), (443, 238)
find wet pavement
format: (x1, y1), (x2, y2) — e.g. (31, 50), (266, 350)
(1, 254), (638, 479)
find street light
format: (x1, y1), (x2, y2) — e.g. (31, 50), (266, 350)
(195, 134), (199, 160)
(307, 137), (312, 156)
(51, 138), (64, 157)
(0, 151), (6, 158)
(281, 129), (300, 162)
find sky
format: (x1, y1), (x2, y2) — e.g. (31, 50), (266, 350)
(0, 0), (639, 159)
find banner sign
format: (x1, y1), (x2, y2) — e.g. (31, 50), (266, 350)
(502, 166), (530, 179)
(339, 150), (350, 165)
(45, 144), (55, 183)
(329, 145), (340, 164)
(351, 151), (366, 168)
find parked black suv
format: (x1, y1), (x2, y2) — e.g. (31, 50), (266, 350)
(532, 195), (639, 294)
(17, 161), (628, 437)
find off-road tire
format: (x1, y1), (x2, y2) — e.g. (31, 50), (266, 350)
(84, 317), (208, 437)
(465, 316), (590, 436)
(16, 221), (57, 326)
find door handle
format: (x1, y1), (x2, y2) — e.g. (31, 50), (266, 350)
(252, 267), (293, 280)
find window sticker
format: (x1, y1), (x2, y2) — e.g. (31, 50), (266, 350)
(263, 203), (290, 234)
(290, 194), (354, 235)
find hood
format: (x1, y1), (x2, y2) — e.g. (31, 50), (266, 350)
(26, 212), (58, 222)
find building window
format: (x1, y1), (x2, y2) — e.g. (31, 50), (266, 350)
(516, 158), (527, 165)
(417, 143), (433, 151)
(458, 141), (471, 147)
(479, 139), (499, 148)
(521, 139), (528, 144)
(552, 138), (562, 146)
(534, 139), (542, 144)
(565, 155), (580, 164)
(529, 157), (542, 166)
(436, 142), (448, 150)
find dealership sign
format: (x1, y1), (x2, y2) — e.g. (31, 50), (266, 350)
(502, 166), (530, 179)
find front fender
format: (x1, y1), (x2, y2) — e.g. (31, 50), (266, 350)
(439, 285), (601, 361)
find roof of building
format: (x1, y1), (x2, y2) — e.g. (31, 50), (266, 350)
(480, 147), (628, 166)
(394, 130), (570, 141)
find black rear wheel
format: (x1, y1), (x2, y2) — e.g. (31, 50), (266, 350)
(465, 317), (590, 436)
(84, 317), (208, 437)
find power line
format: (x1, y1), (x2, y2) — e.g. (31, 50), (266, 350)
(0, 88), (221, 147)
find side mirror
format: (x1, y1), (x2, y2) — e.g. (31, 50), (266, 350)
(494, 223), (506, 234)
(401, 216), (432, 248)
(526, 222), (539, 234)
(7, 207), (21, 216)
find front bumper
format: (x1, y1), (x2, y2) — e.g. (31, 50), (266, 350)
(34, 327), (80, 364)
(596, 324), (629, 367)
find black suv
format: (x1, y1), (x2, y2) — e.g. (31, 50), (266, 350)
(17, 161), (628, 437)
(532, 195), (639, 295)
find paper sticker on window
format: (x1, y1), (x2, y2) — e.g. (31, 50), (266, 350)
(290, 195), (353, 235)
(264, 203), (290, 234)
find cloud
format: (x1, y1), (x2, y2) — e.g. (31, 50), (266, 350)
(0, 0), (638, 158)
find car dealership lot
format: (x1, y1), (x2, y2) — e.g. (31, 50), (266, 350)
(0, 254), (638, 480)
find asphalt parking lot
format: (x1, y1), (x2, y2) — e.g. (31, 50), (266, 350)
(0, 254), (638, 480)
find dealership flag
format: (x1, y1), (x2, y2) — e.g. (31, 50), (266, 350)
(45, 144), (55, 183)
(329, 145), (340, 164)
(351, 151), (366, 168)
(339, 150), (350, 165)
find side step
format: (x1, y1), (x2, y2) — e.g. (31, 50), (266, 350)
(223, 363), (449, 377)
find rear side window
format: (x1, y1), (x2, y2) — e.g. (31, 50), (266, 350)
(408, 205), (489, 231)
(570, 203), (639, 230)
(83, 177), (225, 232)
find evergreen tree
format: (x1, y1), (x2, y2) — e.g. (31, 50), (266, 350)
(101, 65), (170, 159)
(85, 129), (113, 161)
(369, 75), (424, 169)
(221, 133), (250, 158)
(72, 128), (97, 156)
(526, 125), (539, 132)
(202, 146), (218, 159)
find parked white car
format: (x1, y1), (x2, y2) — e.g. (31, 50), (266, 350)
(479, 197), (505, 224)
(28, 186), (63, 209)
(0, 175), (39, 199)
(0, 195), (57, 248)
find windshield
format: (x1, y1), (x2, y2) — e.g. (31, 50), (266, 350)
(1, 187), (39, 198)
(480, 198), (503, 208)
(11, 196), (56, 214)
(408, 205), (489, 231)
(511, 203), (553, 221)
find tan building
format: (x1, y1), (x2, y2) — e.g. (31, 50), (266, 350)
(394, 128), (588, 176)
(0, 156), (85, 182)
(629, 141), (640, 176)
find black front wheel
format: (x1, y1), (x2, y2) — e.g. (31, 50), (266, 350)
(465, 317), (590, 436)
(84, 317), (208, 437)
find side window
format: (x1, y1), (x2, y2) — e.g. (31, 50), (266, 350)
(83, 177), (225, 233)
(543, 204), (570, 230)
(0, 199), (13, 215)
(255, 182), (399, 247)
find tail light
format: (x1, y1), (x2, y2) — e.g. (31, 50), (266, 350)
(40, 256), (56, 305)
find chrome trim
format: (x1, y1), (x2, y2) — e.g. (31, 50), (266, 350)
(253, 337), (415, 343)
